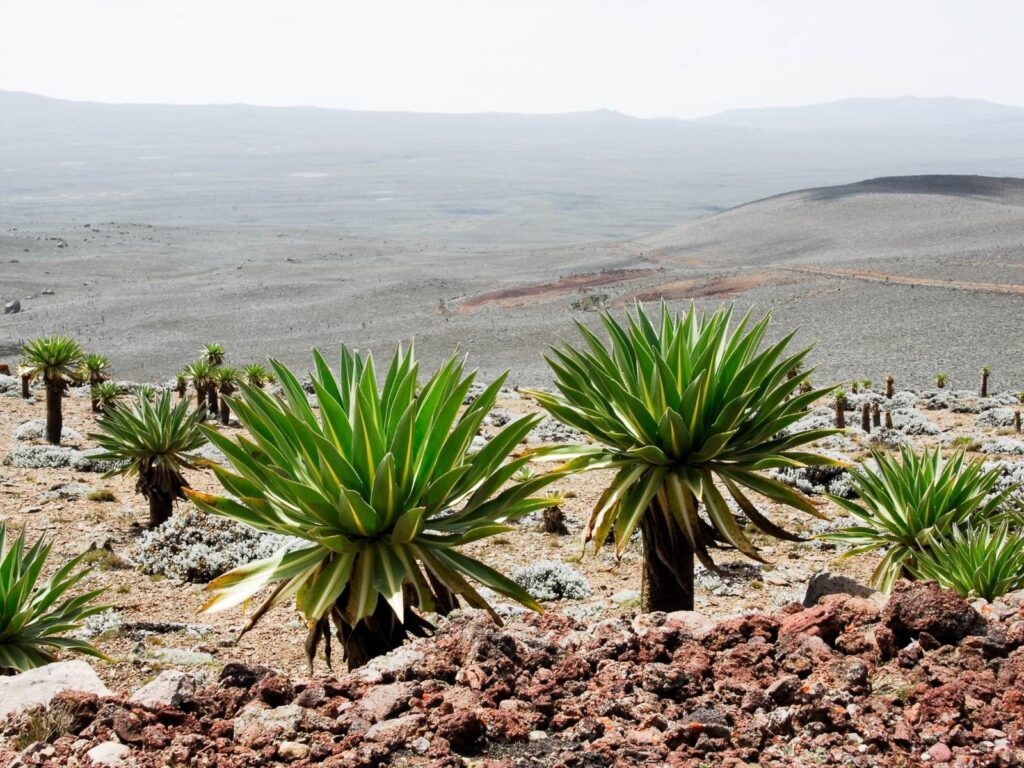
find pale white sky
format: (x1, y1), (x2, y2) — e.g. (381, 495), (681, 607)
(1, 0), (1020, 118)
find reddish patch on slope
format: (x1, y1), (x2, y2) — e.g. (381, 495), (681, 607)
(457, 268), (661, 311)
(629, 272), (780, 302)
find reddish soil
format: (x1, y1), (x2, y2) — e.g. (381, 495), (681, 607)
(456, 269), (661, 311)
(628, 271), (784, 302)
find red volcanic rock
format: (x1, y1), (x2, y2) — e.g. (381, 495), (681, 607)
(883, 579), (983, 646)
(9, 595), (1024, 767)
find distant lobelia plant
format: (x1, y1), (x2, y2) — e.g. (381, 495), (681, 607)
(213, 367), (240, 426)
(243, 363), (276, 389)
(184, 359), (214, 413)
(885, 373), (895, 399)
(201, 344), (226, 417)
(526, 303), (839, 612)
(81, 354), (111, 412)
(0, 523), (108, 674)
(935, 373), (948, 389)
(90, 391), (208, 528)
(91, 381), (121, 412)
(20, 336), (85, 444)
(910, 522), (1024, 601)
(187, 345), (562, 669)
(833, 388), (847, 429)
(174, 372), (188, 399)
(202, 343), (226, 367)
(981, 366), (992, 398)
(823, 446), (1013, 591)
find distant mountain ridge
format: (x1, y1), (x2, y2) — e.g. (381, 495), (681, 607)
(3, 92), (1024, 245)
(696, 96), (1024, 131)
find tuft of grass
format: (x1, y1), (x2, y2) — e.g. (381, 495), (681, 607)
(86, 489), (117, 503)
(12, 702), (77, 750)
(79, 549), (127, 570)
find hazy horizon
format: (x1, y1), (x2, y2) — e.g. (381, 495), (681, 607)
(5, 1), (1024, 120)
(5, 89), (1024, 121)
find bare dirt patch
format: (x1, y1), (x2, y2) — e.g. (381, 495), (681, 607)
(456, 268), (661, 311)
(628, 271), (784, 302)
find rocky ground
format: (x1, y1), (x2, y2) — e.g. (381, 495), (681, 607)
(5, 581), (1024, 767)
(3, 371), (1024, 765)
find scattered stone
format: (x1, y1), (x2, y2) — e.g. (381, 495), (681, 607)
(611, 589), (641, 605)
(0, 660), (111, 719)
(86, 741), (130, 766)
(276, 741), (310, 761)
(882, 580), (982, 646)
(234, 702), (303, 735)
(4, 299), (21, 314)
(803, 570), (877, 607)
(129, 670), (196, 709)
(148, 647), (214, 666)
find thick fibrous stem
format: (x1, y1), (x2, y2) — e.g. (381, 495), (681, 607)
(639, 499), (695, 613)
(147, 489), (174, 528)
(835, 398), (846, 429)
(872, 402), (881, 428)
(44, 381), (63, 444)
(861, 403), (871, 433)
(885, 410), (893, 430)
(541, 505), (568, 535)
(21, 374), (30, 399)
(885, 374), (894, 399)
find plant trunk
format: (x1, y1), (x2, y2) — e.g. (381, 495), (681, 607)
(861, 404), (871, 433)
(21, 374), (30, 399)
(981, 373), (989, 398)
(541, 505), (568, 535)
(639, 500), (695, 612)
(177, 383), (186, 399)
(207, 386), (219, 418)
(872, 403), (881, 427)
(1016, 411), (1021, 434)
(885, 410), (893, 430)
(195, 388), (206, 411)
(334, 584), (447, 670)
(220, 400), (231, 426)
(45, 382), (63, 444)
(147, 490), (174, 528)
(834, 400), (846, 429)
(885, 377), (894, 399)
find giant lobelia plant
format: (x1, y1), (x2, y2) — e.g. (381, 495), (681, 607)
(527, 302), (839, 612)
(187, 345), (562, 669)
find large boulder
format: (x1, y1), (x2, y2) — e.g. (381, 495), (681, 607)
(882, 580), (982, 646)
(0, 660), (111, 719)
